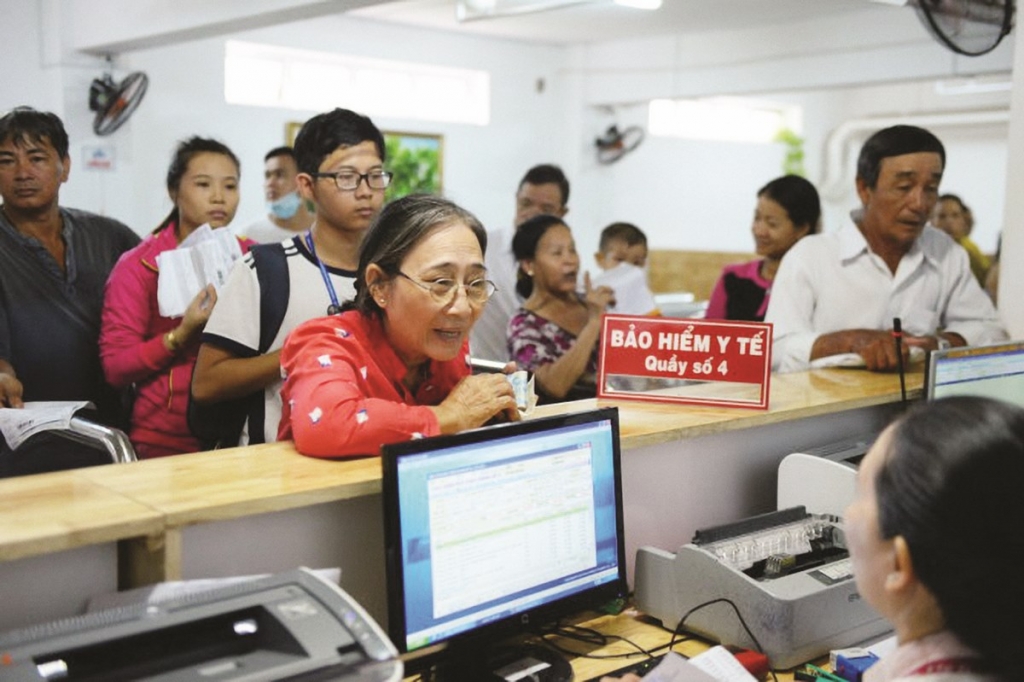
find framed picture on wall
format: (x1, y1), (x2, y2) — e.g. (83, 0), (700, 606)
(285, 121), (303, 147)
(384, 131), (444, 197)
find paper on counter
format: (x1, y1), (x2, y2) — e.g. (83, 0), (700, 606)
(85, 567), (342, 612)
(0, 401), (93, 450)
(591, 263), (658, 315)
(809, 346), (924, 369)
(156, 224), (243, 318)
(640, 652), (717, 682)
(631, 647), (758, 682)
(690, 646), (758, 681)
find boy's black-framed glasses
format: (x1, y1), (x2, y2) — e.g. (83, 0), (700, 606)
(311, 170), (393, 191)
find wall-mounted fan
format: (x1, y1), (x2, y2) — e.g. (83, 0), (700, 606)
(915, 0), (1014, 56)
(88, 68), (149, 136)
(595, 125), (644, 164)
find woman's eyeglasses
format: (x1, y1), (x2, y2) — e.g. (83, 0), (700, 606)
(397, 272), (497, 306)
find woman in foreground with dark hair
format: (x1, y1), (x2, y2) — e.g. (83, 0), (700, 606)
(606, 396), (1022, 682)
(842, 396), (1022, 681)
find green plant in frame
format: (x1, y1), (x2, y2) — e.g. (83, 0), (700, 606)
(385, 132), (443, 199)
(775, 128), (805, 177)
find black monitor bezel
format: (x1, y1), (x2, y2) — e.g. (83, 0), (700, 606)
(380, 407), (627, 662)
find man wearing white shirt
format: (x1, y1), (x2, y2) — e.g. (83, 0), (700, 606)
(766, 125), (1006, 372)
(470, 164), (570, 362)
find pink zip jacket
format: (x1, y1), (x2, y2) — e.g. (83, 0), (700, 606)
(99, 223), (253, 459)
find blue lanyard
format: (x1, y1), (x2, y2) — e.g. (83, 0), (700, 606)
(304, 230), (342, 315)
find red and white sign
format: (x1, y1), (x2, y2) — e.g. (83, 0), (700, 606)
(597, 314), (772, 409)
(83, 144), (115, 171)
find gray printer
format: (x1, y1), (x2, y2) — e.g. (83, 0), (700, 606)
(0, 568), (402, 681)
(634, 436), (889, 669)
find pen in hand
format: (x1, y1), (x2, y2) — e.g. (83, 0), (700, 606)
(467, 357), (509, 373)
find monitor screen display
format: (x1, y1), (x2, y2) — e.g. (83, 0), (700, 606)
(381, 408), (626, 658)
(925, 340), (1024, 407)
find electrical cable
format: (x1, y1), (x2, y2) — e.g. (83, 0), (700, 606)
(669, 597), (779, 682)
(537, 619), (687, 663)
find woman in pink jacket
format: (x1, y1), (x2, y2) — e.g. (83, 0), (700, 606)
(100, 137), (252, 459)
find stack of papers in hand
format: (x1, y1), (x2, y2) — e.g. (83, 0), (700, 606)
(0, 401), (92, 450)
(591, 263), (658, 316)
(156, 224), (243, 318)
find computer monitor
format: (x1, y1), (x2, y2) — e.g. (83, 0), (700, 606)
(924, 340), (1024, 407)
(381, 407), (627, 681)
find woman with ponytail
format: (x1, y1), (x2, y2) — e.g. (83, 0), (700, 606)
(100, 137), (253, 458)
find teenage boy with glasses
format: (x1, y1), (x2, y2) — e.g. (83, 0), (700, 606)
(191, 108), (388, 448)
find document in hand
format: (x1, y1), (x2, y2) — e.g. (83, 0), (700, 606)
(591, 263), (658, 315)
(0, 401), (92, 450)
(156, 224), (244, 318)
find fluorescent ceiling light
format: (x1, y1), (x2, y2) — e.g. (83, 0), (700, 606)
(935, 76), (1012, 96)
(456, 0), (660, 22)
(614, 0), (662, 8)
(456, 0), (590, 21)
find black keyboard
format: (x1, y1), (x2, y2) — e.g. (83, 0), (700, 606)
(583, 653), (666, 680)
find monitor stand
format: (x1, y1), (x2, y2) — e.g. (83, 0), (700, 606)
(431, 643), (573, 682)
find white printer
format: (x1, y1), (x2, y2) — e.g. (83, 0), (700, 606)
(634, 435), (889, 669)
(0, 568), (402, 681)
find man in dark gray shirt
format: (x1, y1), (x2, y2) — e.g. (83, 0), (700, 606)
(0, 107), (139, 473)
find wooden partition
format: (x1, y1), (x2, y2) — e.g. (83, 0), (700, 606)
(0, 368), (922, 632)
(647, 249), (755, 300)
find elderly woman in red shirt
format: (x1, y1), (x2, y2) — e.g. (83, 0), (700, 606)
(278, 194), (519, 458)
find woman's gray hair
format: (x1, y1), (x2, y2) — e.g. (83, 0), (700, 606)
(347, 194), (487, 316)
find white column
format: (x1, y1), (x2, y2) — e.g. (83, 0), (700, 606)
(998, 28), (1024, 336)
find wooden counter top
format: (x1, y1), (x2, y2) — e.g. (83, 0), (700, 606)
(77, 441), (384, 526)
(542, 367), (922, 449)
(0, 368), (922, 574)
(0, 469), (163, 562)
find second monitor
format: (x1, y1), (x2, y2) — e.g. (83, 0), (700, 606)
(925, 339), (1024, 406)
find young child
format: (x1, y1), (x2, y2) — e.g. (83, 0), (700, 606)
(593, 222), (657, 316)
(190, 108), (389, 447)
(594, 221), (648, 269)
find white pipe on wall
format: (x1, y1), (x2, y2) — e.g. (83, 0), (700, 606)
(818, 109), (1010, 200)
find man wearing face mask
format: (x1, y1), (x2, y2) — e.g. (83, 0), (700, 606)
(237, 147), (314, 244)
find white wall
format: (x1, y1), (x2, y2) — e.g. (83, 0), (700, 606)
(562, 87), (1010, 267)
(40, 12), (571, 237)
(564, 5), (1014, 264)
(2, 1), (1014, 269)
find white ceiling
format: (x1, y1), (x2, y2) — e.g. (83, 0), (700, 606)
(347, 0), (893, 45)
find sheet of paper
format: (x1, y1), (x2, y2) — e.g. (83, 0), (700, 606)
(85, 568), (342, 612)
(0, 401), (92, 450)
(809, 346), (924, 369)
(866, 634), (898, 659)
(591, 263), (658, 315)
(689, 646), (758, 682)
(156, 224), (244, 318)
(642, 652), (718, 682)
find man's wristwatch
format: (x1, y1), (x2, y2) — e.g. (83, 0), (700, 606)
(936, 336), (951, 351)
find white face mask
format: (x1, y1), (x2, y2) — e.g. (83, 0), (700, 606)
(267, 191), (302, 220)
